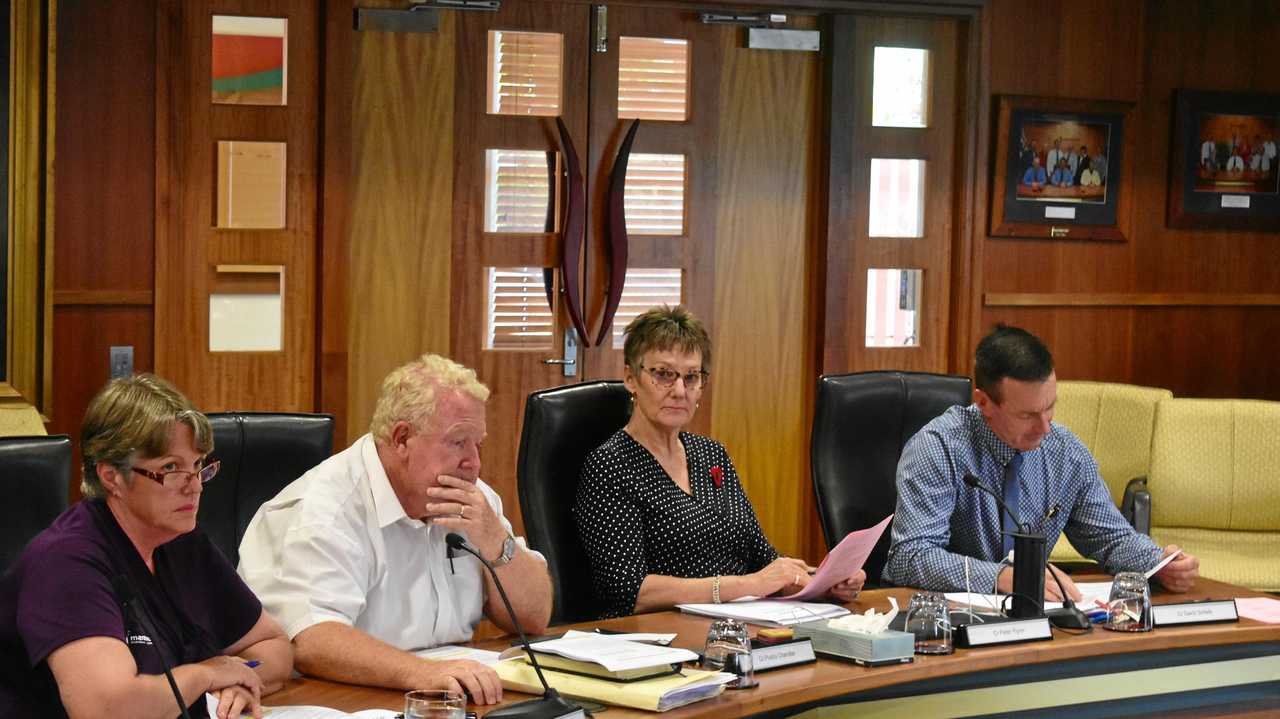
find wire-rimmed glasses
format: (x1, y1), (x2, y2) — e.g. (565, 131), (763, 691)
(641, 366), (709, 390)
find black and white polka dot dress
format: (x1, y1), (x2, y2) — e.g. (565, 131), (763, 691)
(574, 429), (779, 618)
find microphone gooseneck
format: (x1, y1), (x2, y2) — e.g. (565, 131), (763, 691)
(445, 534), (580, 719)
(112, 574), (193, 719)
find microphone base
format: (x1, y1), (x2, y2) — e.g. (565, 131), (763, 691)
(484, 691), (584, 719)
(1045, 606), (1092, 630)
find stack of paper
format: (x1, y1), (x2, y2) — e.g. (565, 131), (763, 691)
(495, 657), (733, 712)
(518, 630), (699, 681)
(677, 599), (850, 627)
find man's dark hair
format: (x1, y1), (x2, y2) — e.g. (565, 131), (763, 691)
(974, 324), (1054, 402)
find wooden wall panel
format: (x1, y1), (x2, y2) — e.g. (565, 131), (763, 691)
(52, 1), (155, 295)
(344, 5), (456, 444)
(51, 306), (155, 499)
(50, 0), (157, 501)
(709, 22), (824, 561)
(154, 0), (318, 413)
(976, 0), (1280, 401)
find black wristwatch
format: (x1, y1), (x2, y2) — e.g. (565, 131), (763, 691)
(491, 535), (516, 567)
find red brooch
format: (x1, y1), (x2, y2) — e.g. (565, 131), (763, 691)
(710, 466), (723, 488)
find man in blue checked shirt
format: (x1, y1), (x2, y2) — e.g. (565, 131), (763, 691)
(883, 325), (1199, 600)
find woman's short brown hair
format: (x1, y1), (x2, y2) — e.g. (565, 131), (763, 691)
(80, 374), (213, 498)
(622, 305), (712, 373)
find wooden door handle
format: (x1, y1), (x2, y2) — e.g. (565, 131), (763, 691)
(555, 116), (591, 347)
(595, 119), (640, 346)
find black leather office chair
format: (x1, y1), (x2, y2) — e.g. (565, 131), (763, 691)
(0, 435), (72, 571)
(517, 381), (631, 624)
(810, 371), (972, 586)
(199, 412), (335, 566)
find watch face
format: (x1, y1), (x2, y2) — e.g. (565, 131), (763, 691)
(497, 536), (515, 564)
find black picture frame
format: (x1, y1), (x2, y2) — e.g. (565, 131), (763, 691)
(1168, 90), (1280, 231)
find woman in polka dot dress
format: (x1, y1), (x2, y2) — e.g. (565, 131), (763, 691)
(574, 305), (865, 618)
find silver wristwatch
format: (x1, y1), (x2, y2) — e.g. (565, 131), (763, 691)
(491, 535), (516, 567)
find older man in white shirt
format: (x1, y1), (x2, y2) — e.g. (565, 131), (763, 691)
(237, 354), (552, 704)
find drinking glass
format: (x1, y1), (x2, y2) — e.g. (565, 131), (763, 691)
(905, 591), (953, 654)
(701, 618), (758, 688)
(405, 690), (465, 719)
(1104, 571), (1153, 632)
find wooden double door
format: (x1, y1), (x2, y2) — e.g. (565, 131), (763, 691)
(448, 4), (726, 532)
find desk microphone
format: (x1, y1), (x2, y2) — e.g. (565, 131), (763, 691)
(112, 574), (192, 719)
(444, 533), (581, 719)
(961, 475), (1090, 629)
(962, 474), (1044, 619)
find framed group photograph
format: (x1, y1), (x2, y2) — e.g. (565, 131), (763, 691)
(990, 95), (1134, 242)
(1168, 90), (1280, 231)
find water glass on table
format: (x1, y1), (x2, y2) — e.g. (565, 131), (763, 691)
(405, 690), (465, 719)
(1104, 571), (1153, 632)
(701, 617), (758, 689)
(905, 591), (954, 655)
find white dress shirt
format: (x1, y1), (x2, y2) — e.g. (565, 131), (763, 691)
(236, 433), (541, 650)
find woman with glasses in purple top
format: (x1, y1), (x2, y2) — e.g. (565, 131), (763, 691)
(0, 374), (291, 719)
(574, 305), (866, 618)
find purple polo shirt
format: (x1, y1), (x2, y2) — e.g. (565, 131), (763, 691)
(0, 498), (262, 718)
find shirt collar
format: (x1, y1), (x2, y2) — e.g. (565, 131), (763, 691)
(966, 403), (1021, 467)
(361, 434), (424, 530)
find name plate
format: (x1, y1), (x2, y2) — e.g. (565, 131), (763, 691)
(956, 617), (1053, 648)
(1152, 600), (1239, 627)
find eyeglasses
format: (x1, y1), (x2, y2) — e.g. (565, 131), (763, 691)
(641, 366), (709, 390)
(131, 460), (220, 489)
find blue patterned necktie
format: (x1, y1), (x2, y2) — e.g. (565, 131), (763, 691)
(1002, 453), (1024, 557)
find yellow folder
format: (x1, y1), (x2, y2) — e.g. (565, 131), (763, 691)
(494, 658), (730, 712)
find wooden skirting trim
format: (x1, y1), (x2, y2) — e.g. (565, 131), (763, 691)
(54, 289), (154, 306)
(985, 293), (1280, 308)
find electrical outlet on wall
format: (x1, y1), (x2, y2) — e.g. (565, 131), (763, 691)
(109, 346), (134, 379)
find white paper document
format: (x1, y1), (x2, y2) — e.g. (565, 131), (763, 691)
(1146, 550), (1182, 579)
(787, 514), (893, 602)
(205, 694), (397, 718)
(527, 630), (698, 672)
(677, 599), (850, 626)
(946, 581), (1113, 613)
(415, 644), (503, 665)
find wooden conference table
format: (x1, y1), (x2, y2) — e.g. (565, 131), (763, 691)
(268, 578), (1280, 718)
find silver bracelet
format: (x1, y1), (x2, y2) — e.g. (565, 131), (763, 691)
(712, 575), (722, 604)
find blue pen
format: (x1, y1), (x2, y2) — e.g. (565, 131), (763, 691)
(243, 660), (262, 669)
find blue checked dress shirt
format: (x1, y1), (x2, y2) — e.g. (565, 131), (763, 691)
(882, 404), (1162, 593)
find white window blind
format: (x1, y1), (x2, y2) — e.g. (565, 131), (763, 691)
(865, 268), (921, 348)
(611, 268), (683, 348)
(625, 153), (686, 235)
(869, 158), (926, 238)
(487, 30), (563, 117)
(486, 267), (554, 350)
(871, 46), (930, 128)
(484, 149), (559, 233)
(618, 36), (689, 122)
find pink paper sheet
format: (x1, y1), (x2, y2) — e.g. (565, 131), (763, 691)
(1235, 597), (1280, 624)
(785, 514), (893, 602)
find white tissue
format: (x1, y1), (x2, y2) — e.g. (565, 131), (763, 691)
(827, 597), (899, 635)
